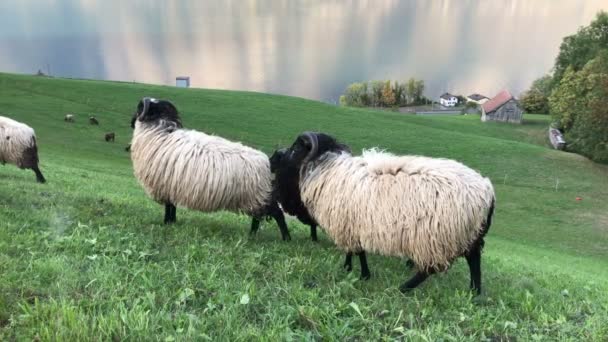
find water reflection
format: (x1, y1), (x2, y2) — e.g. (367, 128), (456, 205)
(0, 0), (605, 101)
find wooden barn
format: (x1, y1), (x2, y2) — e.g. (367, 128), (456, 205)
(481, 90), (523, 123)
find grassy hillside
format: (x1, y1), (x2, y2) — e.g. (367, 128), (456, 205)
(1, 73), (607, 341)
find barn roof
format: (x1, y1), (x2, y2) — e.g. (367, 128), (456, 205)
(440, 92), (456, 100)
(482, 90), (514, 113)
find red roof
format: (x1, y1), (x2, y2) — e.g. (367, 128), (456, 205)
(482, 90), (514, 113)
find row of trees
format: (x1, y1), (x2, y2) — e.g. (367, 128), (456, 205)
(520, 11), (607, 163)
(339, 79), (427, 108)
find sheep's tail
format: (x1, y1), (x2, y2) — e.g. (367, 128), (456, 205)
(479, 197), (495, 251)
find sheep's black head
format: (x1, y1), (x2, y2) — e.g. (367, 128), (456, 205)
(288, 132), (351, 167)
(269, 148), (289, 173)
(131, 97), (183, 129)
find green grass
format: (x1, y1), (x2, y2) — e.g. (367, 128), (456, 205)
(1, 72), (607, 341)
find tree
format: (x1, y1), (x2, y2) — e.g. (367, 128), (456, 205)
(521, 75), (553, 113)
(369, 81), (385, 107)
(341, 82), (368, 107)
(521, 89), (549, 113)
(405, 78), (417, 105)
(567, 51), (608, 162)
(409, 79), (425, 105)
(415, 80), (425, 104)
(531, 75), (553, 98)
(461, 101), (481, 114)
(549, 50), (608, 162)
(553, 11), (608, 87)
(392, 81), (406, 106)
(456, 95), (467, 105)
(549, 66), (585, 131)
(381, 81), (396, 107)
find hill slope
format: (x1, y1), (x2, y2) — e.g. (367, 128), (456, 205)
(1, 73), (607, 340)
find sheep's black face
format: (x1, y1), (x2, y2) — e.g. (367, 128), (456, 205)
(269, 148), (288, 173)
(132, 97), (183, 129)
(288, 132), (350, 167)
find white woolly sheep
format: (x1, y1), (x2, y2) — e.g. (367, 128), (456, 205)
(129, 97), (291, 240)
(64, 114), (74, 122)
(276, 132), (496, 294)
(0, 116), (46, 183)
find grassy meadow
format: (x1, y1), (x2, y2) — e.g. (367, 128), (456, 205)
(0, 72), (607, 341)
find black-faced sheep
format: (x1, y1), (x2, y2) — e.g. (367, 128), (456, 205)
(270, 148), (319, 241)
(90, 116), (99, 125)
(129, 97), (291, 240)
(0, 116), (46, 183)
(105, 132), (115, 142)
(276, 132), (496, 294)
(64, 114), (74, 122)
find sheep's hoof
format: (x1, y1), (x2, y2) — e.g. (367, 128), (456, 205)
(360, 273), (371, 281)
(282, 234), (292, 241)
(343, 263), (352, 272)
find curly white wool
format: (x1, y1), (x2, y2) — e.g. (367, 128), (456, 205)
(0, 116), (37, 167)
(131, 123), (273, 215)
(300, 148), (495, 271)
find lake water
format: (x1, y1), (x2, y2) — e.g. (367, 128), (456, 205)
(1, 1), (605, 102)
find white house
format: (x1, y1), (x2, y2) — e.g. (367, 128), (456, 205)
(466, 93), (489, 105)
(439, 93), (458, 107)
(176, 76), (190, 88)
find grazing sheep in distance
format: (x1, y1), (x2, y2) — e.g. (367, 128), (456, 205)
(64, 114), (74, 122)
(276, 132), (496, 294)
(89, 116), (99, 125)
(269, 148), (319, 241)
(130, 97), (291, 240)
(0, 116), (46, 183)
(105, 132), (115, 142)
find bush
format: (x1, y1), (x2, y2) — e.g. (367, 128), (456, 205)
(369, 81), (385, 107)
(521, 75), (552, 114)
(381, 81), (396, 107)
(341, 83), (369, 107)
(340, 79), (426, 108)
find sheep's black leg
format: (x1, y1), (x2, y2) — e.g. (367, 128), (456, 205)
(269, 203), (291, 241)
(170, 204), (177, 222)
(357, 251), (370, 280)
(465, 242), (483, 295)
(164, 203), (176, 224)
(32, 167), (46, 183)
(310, 223), (318, 242)
(343, 252), (353, 272)
(250, 217), (260, 236)
(399, 271), (430, 293)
